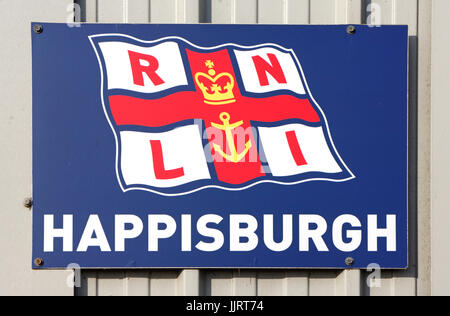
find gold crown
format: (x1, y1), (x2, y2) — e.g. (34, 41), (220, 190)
(194, 60), (236, 105)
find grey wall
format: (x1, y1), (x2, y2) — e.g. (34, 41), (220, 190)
(431, 0), (450, 296)
(0, 0), (74, 296)
(1, 0), (446, 296)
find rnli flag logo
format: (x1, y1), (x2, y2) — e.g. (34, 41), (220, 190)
(90, 34), (354, 196)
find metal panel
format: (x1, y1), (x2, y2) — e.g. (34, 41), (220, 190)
(286, 0), (311, 24)
(95, 0), (152, 23)
(416, 0), (432, 296)
(257, 0), (312, 24)
(0, 0), (429, 295)
(127, 0), (151, 23)
(369, 0), (395, 24)
(258, 0), (286, 24)
(77, 0), (98, 22)
(211, 0), (258, 24)
(151, 0), (200, 23)
(97, 0), (125, 23)
(0, 0), (74, 296)
(79, 0), (202, 23)
(78, 270), (364, 296)
(310, 0), (362, 24)
(431, 0), (450, 296)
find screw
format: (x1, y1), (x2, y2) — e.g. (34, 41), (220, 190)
(33, 24), (43, 34)
(347, 25), (356, 35)
(34, 258), (44, 267)
(345, 257), (355, 266)
(23, 197), (33, 209)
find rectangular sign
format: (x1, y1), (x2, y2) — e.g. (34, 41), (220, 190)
(32, 23), (408, 269)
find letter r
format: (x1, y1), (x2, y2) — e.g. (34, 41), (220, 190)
(128, 50), (165, 86)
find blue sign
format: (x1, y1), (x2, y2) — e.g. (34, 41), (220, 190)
(32, 23), (408, 269)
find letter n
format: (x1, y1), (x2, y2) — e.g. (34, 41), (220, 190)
(252, 53), (287, 86)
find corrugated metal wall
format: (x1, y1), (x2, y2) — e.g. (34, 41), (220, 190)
(72, 0), (430, 296)
(0, 0), (75, 296)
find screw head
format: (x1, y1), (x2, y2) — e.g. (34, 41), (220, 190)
(33, 24), (43, 34)
(345, 257), (355, 266)
(23, 197), (33, 209)
(34, 258), (44, 267)
(347, 25), (356, 35)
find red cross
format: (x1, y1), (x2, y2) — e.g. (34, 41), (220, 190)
(109, 49), (320, 185)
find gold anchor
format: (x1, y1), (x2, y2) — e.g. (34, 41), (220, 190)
(211, 112), (252, 163)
